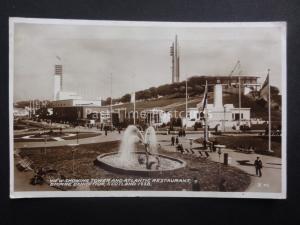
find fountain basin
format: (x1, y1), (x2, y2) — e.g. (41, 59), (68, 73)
(94, 151), (186, 176)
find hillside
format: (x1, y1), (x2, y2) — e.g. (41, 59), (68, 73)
(112, 91), (281, 123)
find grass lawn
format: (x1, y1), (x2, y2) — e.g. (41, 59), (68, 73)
(17, 141), (250, 192)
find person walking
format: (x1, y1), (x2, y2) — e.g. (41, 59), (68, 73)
(254, 157), (263, 177)
(219, 178), (227, 192)
(171, 136), (175, 146)
(104, 126), (108, 136)
(175, 136), (179, 145)
(192, 177), (200, 191)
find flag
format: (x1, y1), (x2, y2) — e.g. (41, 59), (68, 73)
(200, 81), (208, 111)
(260, 74), (269, 101)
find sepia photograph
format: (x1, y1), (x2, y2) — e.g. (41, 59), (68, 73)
(9, 18), (286, 198)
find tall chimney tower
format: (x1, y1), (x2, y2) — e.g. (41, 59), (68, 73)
(170, 35), (180, 83)
(54, 64), (63, 100)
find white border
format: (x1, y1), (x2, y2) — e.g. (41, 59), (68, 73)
(9, 17), (287, 199)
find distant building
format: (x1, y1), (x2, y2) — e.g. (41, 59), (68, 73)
(140, 108), (172, 126)
(13, 107), (29, 117)
(200, 81), (251, 130)
(183, 81), (251, 130)
(50, 99), (103, 122)
(183, 108), (200, 128)
(50, 63), (104, 125)
(56, 91), (83, 101)
(189, 75), (261, 95)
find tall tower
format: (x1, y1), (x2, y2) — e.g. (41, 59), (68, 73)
(170, 35), (180, 83)
(214, 80), (223, 109)
(54, 64), (63, 100)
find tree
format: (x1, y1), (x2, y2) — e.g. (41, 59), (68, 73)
(120, 94), (131, 103)
(104, 97), (112, 106)
(271, 86), (280, 96)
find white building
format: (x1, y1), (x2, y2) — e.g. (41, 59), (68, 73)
(53, 64), (101, 103)
(13, 107), (29, 117)
(56, 91), (83, 101)
(139, 108), (171, 126)
(51, 99), (102, 108)
(182, 81), (251, 130)
(182, 108), (200, 128)
(199, 81), (251, 131)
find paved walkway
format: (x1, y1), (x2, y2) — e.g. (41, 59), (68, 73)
(14, 130), (122, 149)
(157, 133), (282, 193)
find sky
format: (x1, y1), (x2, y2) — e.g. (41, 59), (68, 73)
(12, 20), (285, 102)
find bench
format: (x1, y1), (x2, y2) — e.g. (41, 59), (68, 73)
(16, 158), (33, 171)
(236, 147), (254, 154)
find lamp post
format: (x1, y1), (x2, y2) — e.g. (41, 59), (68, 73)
(44, 136), (47, 155)
(131, 74), (136, 125)
(67, 143), (79, 176)
(185, 78), (188, 128)
(218, 147), (222, 180)
(76, 131), (79, 144)
(41, 134), (49, 166)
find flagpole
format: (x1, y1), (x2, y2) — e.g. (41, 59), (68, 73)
(239, 76), (241, 129)
(185, 78), (188, 127)
(133, 95), (136, 125)
(132, 74), (136, 125)
(29, 100), (31, 119)
(110, 73), (113, 130)
(268, 69), (272, 152)
(205, 80), (208, 142)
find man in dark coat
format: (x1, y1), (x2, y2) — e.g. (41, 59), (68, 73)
(192, 177), (200, 191)
(254, 157), (263, 177)
(171, 136), (175, 146)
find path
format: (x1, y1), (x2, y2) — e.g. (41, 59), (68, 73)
(14, 130), (122, 149)
(157, 133), (282, 193)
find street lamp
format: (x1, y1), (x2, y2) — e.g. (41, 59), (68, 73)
(218, 147), (222, 180)
(41, 134), (49, 166)
(76, 131), (79, 144)
(67, 143), (79, 176)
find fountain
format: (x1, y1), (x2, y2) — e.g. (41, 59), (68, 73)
(95, 125), (186, 175)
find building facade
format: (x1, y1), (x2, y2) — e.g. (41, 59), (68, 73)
(182, 81), (251, 130)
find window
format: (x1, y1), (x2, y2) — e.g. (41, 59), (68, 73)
(234, 113), (240, 121)
(233, 113), (243, 120)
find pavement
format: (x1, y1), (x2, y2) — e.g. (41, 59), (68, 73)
(157, 133), (282, 193)
(14, 129), (123, 149)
